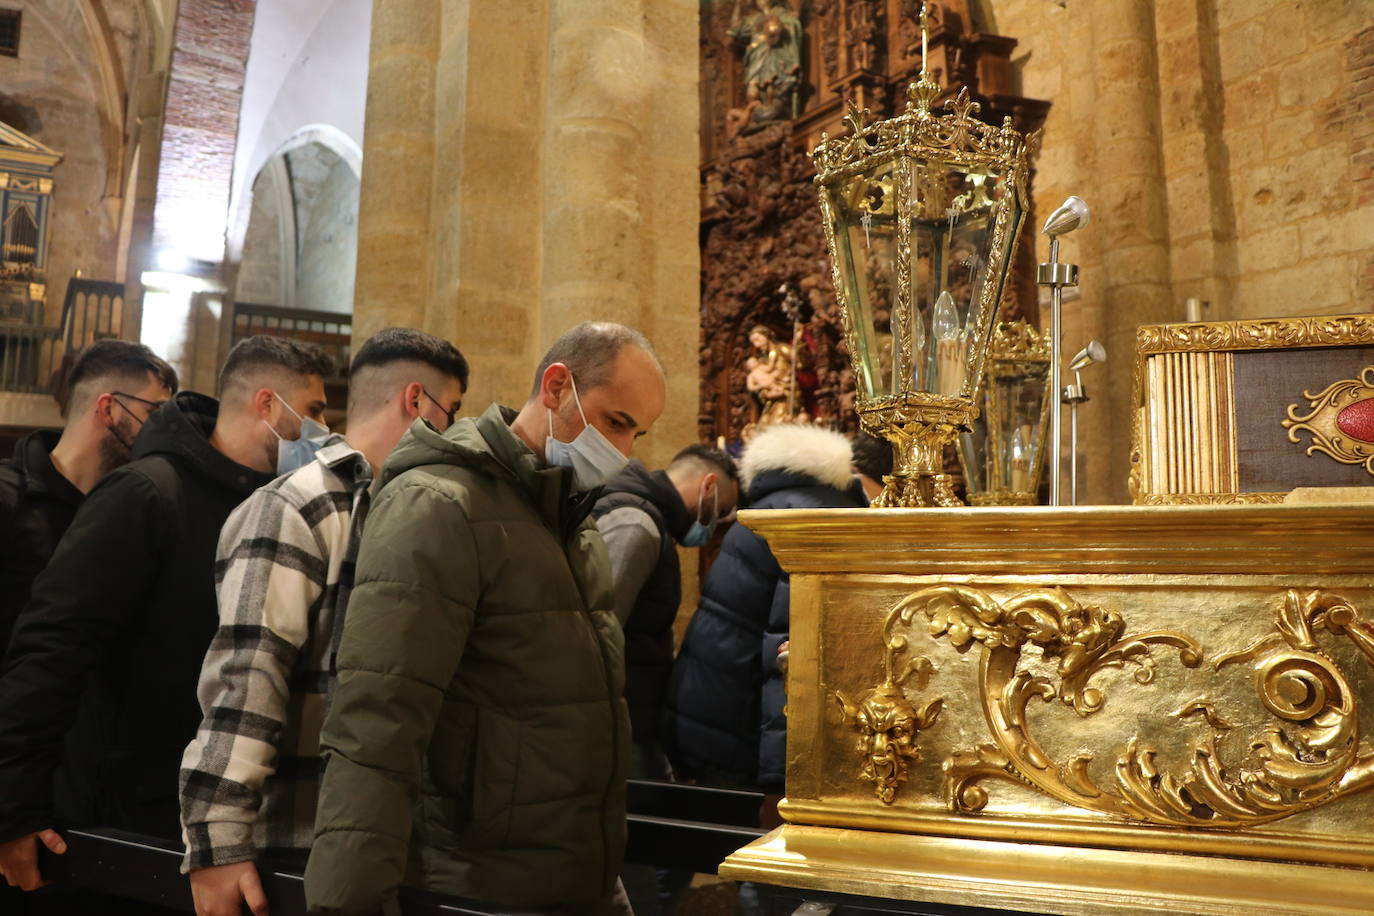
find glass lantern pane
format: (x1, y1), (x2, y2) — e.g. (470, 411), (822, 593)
(829, 163), (900, 399)
(959, 419), (988, 493)
(906, 160), (1021, 398)
(988, 366), (1048, 491)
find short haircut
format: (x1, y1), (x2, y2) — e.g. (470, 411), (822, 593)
(670, 443), (739, 484)
(59, 339), (178, 418)
(218, 335), (334, 396)
(349, 328), (470, 395)
(851, 432), (893, 481)
(528, 321), (661, 399)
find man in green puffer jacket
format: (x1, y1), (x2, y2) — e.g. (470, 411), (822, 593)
(304, 322), (666, 915)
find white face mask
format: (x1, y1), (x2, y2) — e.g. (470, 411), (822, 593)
(544, 372), (628, 492)
(263, 392), (331, 476)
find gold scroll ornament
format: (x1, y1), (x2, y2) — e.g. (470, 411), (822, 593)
(1282, 366), (1374, 475)
(839, 584), (1374, 828)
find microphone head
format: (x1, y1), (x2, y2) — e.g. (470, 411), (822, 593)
(1069, 339), (1107, 372)
(1042, 196), (1091, 237)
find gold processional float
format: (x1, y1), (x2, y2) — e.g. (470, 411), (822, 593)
(718, 11), (1374, 915)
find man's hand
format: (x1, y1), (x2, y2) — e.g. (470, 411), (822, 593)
(189, 860), (269, 916)
(0, 829), (66, 891)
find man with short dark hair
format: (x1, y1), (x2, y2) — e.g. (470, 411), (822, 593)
(304, 321), (665, 915)
(595, 444), (739, 765)
(0, 340), (177, 660)
(179, 328), (468, 916)
(0, 335), (332, 895)
(594, 444), (739, 916)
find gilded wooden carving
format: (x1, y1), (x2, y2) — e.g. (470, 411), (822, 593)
(698, 1), (1050, 446)
(1282, 366), (1374, 474)
(841, 583), (1374, 828)
(1131, 314), (1374, 505)
(835, 598), (944, 804)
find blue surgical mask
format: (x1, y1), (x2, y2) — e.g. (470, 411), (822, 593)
(545, 372), (628, 492)
(264, 392), (331, 476)
(681, 477), (718, 547)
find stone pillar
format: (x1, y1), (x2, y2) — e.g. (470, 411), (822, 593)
(151, 0), (256, 271)
(1086, 0), (1174, 504)
(1153, 0), (1238, 320)
(422, 0), (550, 415)
(352, 0), (700, 470)
(136, 0), (255, 389)
(540, 0), (648, 336)
(351, 0), (439, 340)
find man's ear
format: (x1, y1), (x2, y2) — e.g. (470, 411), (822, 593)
(252, 387), (276, 420)
(93, 392), (117, 428)
(402, 381), (424, 419)
(539, 363), (571, 410)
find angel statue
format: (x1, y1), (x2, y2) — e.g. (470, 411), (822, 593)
(727, 0), (803, 135)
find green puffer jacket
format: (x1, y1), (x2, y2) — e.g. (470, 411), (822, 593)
(304, 404), (629, 914)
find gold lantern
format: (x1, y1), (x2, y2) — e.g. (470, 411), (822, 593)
(812, 62), (1034, 506)
(958, 320), (1054, 505)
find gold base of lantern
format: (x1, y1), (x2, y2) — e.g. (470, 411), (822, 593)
(967, 490), (1038, 506)
(861, 401), (968, 508)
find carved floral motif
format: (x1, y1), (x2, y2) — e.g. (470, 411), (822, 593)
(848, 584), (1374, 825)
(1283, 366), (1374, 475)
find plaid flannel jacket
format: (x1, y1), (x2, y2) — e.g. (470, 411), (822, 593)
(179, 439), (371, 870)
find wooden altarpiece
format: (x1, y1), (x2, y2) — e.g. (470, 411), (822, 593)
(698, 0), (1051, 444)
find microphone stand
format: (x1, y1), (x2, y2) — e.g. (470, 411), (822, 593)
(1037, 238), (1079, 506)
(1062, 371), (1089, 506)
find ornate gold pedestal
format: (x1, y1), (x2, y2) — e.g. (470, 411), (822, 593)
(721, 506), (1374, 915)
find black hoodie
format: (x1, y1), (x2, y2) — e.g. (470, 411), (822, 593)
(0, 429), (83, 662)
(0, 391), (274, 843)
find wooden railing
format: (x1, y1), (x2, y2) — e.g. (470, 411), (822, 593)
(39, 781), (770, 915)
(230, 302), (352, 383)
(0, 277), (128, 396)
(60, 278), (127, 352)
(0, 320), (63, 394)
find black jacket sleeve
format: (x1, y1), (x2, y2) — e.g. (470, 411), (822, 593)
(0, 467), (164, 842)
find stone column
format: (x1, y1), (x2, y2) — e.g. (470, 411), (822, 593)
(353, 0), (699, 469)
(540, 0), (649, 337)
(350, 0), (440, 340)
(1086, 0), (1174, 504)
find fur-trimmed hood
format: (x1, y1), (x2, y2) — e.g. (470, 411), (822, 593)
(740, 423), (855, 492)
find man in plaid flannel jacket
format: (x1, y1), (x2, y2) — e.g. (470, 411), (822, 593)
(178, 328), (468, 916)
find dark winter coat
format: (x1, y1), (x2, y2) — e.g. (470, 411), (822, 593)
(0, 392), (274, 844)
(303, 405), (629, 914)
(593, 459), (693, 745)
(661, 426), (862, 793)
(0, 429), (83, 662)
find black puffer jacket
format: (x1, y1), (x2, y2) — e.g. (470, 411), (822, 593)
(661, 425), (862, 792)
(0, 429), (82, 662)
(593, 460), (692, 745)
(0, 392), (274, 843)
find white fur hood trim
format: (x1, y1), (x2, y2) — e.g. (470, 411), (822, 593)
(740, 424), (855, 492)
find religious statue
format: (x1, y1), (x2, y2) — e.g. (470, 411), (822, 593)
(744, 324), (796, 427)
(727, 0), (803, 136)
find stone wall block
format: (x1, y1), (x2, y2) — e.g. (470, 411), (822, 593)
(1217, 18), (1268, 81)
(1298, 208), (1374, 259)
(1277, 46), (1345, 110)
(1236, 224), (1299, 275)
(1262, 110), (1316, 160)
(1225, 72), (1278, 127)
